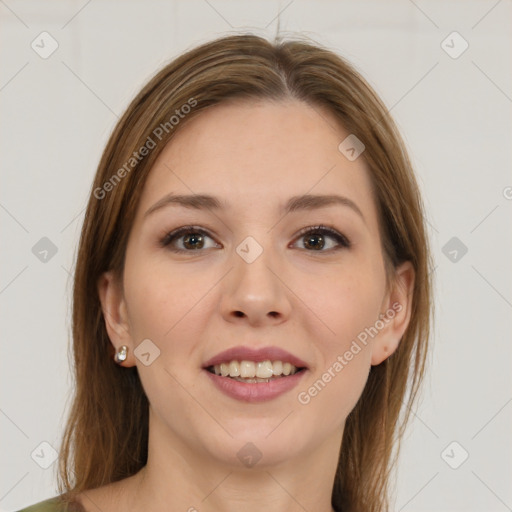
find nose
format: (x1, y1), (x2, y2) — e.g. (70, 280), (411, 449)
(219, 243), (292, 327)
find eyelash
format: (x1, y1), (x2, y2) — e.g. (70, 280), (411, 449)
(159, 224), (351, 254)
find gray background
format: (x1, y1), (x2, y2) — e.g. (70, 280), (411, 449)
(1, 1), (511, 510)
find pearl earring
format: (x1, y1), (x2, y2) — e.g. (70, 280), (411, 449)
(114, 345), (128, 364)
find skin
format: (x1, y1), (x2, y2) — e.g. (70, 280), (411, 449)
(78, 98), (414, 512)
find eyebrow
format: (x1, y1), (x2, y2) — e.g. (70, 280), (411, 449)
(144, 193), (365, 223)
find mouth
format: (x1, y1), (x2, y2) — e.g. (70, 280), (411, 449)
(206, 360), (306, 383)
(202, 346), (308, 402)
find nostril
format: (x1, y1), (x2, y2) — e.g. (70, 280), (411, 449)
(234, 311), (245, 318)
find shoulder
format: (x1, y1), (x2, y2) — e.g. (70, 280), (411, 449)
(17, 474), (140, 512)
(15, 495), (84, 512)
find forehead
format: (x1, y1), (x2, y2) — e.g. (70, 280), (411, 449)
(137, 99), (379, 227)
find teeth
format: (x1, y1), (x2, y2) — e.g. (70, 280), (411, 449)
(240, 360), (256, 378)
(211, 360), (300, 379)
(256, 360), (273, 378)
(230, 377), (273, 383)
(273, 360), (283, 375)
(229, 361), (240, 377)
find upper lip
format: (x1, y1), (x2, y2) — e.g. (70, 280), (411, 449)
(202, 345), (308, 369)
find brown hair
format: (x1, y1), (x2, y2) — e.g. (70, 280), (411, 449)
(57, 33), (433, 512)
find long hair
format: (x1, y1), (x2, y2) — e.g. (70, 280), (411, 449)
(57, 33), (433, 512)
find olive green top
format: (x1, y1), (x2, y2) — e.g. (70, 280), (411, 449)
(15, 496), (84, 512)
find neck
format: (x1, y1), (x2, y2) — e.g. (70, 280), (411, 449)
(125, 408), (342, 512)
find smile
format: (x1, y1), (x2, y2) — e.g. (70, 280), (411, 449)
(207, 359), (302, 383)
(202, 345), (309, 402)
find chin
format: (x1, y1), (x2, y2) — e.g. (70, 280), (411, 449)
(200, 424), (307, 469)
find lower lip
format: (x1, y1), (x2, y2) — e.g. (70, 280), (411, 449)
(203, 369), (307, 403)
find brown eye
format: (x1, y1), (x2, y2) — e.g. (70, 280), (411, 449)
(182, 232), (205, 250)
(303, 233), (326, 250)
(293, 225), (351, 252)
(160, 226), (220, 253)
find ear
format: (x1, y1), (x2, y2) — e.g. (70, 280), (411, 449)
(371, 261), (415, 366)
(97, 270), (136, 367)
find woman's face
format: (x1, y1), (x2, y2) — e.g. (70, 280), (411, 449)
(100, 98), (413, 469)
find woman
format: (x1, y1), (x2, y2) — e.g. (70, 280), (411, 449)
(18, 33), (432, 512)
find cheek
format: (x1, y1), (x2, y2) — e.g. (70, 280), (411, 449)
(123, 254), (221, 373)
(292, 255), (385, 411)
(125, 254), (202, 334)
(122, 258), (213, 412)
(297, 351), (371, 432)
(313, 260), (386, 409)
(298, 259), (385, 346)
(294, 271), (381, 422)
